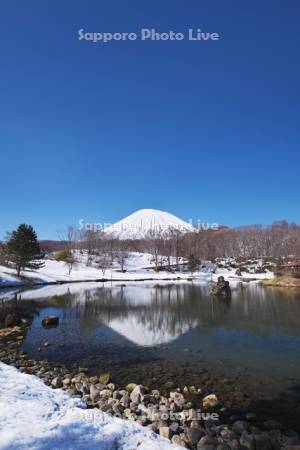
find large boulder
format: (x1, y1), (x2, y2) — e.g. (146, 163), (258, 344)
(211, 276), (231, 298)
(42, 316), (59, 327)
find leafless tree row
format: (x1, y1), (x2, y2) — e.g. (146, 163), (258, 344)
(2, 221), (299, 276)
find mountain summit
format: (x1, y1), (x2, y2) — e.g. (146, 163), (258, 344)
(104, 208), (194, 240)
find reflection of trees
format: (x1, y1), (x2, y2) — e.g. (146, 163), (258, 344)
(72, 284), (300, 338)
(68, 284), (199, 338)
(3, 284), (300, 341)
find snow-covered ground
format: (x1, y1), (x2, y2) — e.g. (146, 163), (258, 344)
(0, 363), (182, 450)
(213, 268), (273, 281)
(0, 252), (190, 288)
(0, 252), (274, 290)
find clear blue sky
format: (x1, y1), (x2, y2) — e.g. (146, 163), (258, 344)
(1, 0), (299, 239)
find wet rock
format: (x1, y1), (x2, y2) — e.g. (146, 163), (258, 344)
(197, 435), (218, 449)
(220, 427), (237, 440)
(227, 439), (239, 450)
(189, 386), (198, 395)
(5, 314), (22, 328)
(211, 276), (231, 298)
(263, 419), (284, 430)
(232, 420), (249, 435)
(169, 422), (180, 434)
(186, 426), (205, 445)
(202, 394), (219, 408)
(42, 316), (59, 327)
(240, 430), (255, 449)
(216, 445), (231, 450)
(280, 430), (300, 446)
(253, 432), (273, 450)
(164, 381), (175, 389)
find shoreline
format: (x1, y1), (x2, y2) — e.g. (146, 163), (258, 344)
(1, 318), (299, 448)
(0, 272), (273, 292)
(0, 276), (193, 291)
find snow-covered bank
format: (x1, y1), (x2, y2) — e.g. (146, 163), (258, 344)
(0, 363), (181, 450)
(0, 253), (191, 289)
(0, 252), (274, 291)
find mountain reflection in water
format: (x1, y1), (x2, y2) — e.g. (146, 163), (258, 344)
(2, 281), (300, 388)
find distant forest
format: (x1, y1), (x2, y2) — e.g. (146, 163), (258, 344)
(37, 220), (300, 262)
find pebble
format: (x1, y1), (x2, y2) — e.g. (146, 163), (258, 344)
(203, 394), (219, 408)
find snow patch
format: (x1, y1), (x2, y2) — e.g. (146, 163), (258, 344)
(0, 363), (182, 450)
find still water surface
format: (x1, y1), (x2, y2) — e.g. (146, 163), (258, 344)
(3, 281), (298, 393)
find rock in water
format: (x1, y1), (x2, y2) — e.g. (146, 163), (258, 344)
(42, 316), (59, 327)
(211, 276), (231, 298)
(202, 394), (219, 408)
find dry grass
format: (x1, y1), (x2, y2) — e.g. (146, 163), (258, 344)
(262, 275), (300, 287)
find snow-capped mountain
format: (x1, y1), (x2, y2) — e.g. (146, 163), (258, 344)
(104, 208), (194, 240)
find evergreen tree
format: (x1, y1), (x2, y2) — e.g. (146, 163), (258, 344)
(187, 254), (198, 274)
(7, 224), (45, 276)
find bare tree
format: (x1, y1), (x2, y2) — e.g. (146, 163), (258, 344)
(146, 230), (164, 272)
(57, 226), (79, 275)
(98, 252), (110, 277)
(83, 230), (100, 266)
(168, 227), (184, 269)
(115, 251), (128, 272)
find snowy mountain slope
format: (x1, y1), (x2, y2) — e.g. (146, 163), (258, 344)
(104, 209), (194, 239)
(0, 363), (182, 450)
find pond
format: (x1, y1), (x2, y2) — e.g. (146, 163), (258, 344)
(2, 280), (300, 429)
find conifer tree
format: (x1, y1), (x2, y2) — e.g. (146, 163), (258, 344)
(187, 254), (198, 275)
(7, 224), (45, 276)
